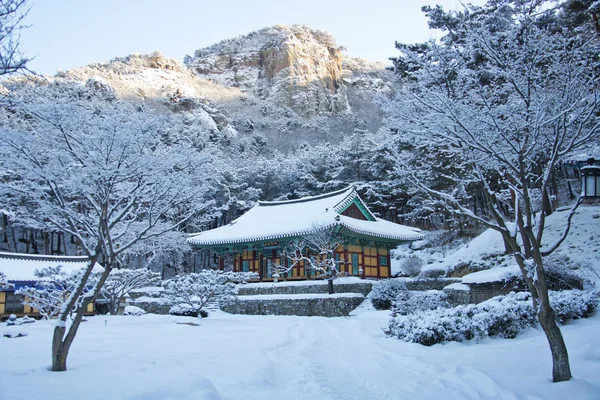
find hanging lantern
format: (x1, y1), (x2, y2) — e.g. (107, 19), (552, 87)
(581, 158), (600, 198)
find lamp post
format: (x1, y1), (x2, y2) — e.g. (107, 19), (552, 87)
(581, 158), (600, 198)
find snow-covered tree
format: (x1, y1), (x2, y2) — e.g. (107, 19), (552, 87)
(0, 271), (9, 288)
(100, 269), (161, 315)
(16, 266), (100, 320)
(0, 0), (30, 76)
(274, 225), (344, 294)
(161, 270), (256, 316)
(384, 0), (600, 382)
(0, 82), (213, 371)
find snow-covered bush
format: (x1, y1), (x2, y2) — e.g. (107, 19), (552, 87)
(162, 270), (239, 317)
(3, 325), (27, 338)
(123, 306), (146, 316)
(550, 290), (598, 324)
(101, 269), (161, 315)
(392, 290), (450, 316)
(224, 271), (259, 284)
(4, 314), (27, 338)
(5, 314), (18, 326)
(400, 255), (424, 277)
(169, 304), (209, 318)
(418, 268), (445, 279)
(0, 271), (9, 288)
(369, 279), (407, 310)
(386, 290), (597, 346)
(386, 292), (536, 345)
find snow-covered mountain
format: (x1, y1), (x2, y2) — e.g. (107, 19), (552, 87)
(46, 25), (396, 148)
(184, 25), (394, 117)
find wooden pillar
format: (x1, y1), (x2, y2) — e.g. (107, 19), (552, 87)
(219, 254), (224, 271)
(343, 245), (349, 274)
(376, 247), (381, 280)
(360, 246), (365, 279)
(259, 252), (264, 281)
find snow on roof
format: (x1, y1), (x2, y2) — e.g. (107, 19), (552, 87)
(188, 187), (423, 246)
(462, 265), (521, 285)
(565, 145), (600, 164)
(0, 252), (103, 282)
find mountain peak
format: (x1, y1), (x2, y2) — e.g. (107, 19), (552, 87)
(184, 24), (348, 116)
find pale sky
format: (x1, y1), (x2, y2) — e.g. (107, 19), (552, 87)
(21, 0), (486, 75)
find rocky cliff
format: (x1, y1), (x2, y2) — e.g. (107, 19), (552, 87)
(184, 25), (393, 118)
(184, 25), (348, 116)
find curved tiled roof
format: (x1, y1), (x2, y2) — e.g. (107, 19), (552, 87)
(187, 187), (423, 247)
(0, 252), (101, 281)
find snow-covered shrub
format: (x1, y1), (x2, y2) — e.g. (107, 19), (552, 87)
(5, 314), (18, 326)
(392, 290), (450, 316)
(169, 304), (209, 318)
(4, 315), (28, 338)
(386, 290), (598, 346)
(0, 271), (10, 288)
(161, 270), (238, 317)
(101, 269), (161, 315)
(400, 255), (424, 277)
(476, 292), (537, 339)
(123, 305), (146, 316)
(386, 292), (537, 345)
(549, 290), (598, 324)
(369, 279), (407, 310)
(3, 325), (27, 338)
(224, 271), (259, 284)
(418, 268), (445, 279)
(19, 316), (35, 324)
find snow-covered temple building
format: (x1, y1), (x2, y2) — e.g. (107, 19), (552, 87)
(187, 187), (424, 280)
(0, 252), (97, 319)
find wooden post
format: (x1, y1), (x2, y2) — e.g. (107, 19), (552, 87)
(360, 246), (366, 279)
(376, 247), (381, 280)
(343, 245), (349, 274)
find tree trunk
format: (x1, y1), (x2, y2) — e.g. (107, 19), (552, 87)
(327, 279), (334, 295)
(110, 295), (119, 315)
(538, 299), (572, 382)
(52, 254), (111, 371)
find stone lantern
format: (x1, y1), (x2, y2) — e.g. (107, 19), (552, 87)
(581, 158), (600, 198)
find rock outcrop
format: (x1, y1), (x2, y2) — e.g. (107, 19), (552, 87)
(185, 25), (350, 117)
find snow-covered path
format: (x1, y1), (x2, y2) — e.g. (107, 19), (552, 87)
(1, 304), (599, 400)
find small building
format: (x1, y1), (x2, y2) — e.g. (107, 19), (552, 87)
(0, 252), (99, 319)
(187, 187), (424, 280)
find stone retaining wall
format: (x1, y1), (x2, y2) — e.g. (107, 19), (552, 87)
(221, 296), (365, 317)
(131, 300), (171, 315)
(237, 282), (373, 297)
(404, 278), (462, 291)
(443, 289), (471, 306)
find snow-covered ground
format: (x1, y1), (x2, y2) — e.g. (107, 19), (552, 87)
(1, 305), (599, 400)
(409, 205), (600, 286)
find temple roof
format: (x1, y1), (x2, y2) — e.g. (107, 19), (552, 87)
(188, 187), (424, 247)
(0, 252), (101, 282)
